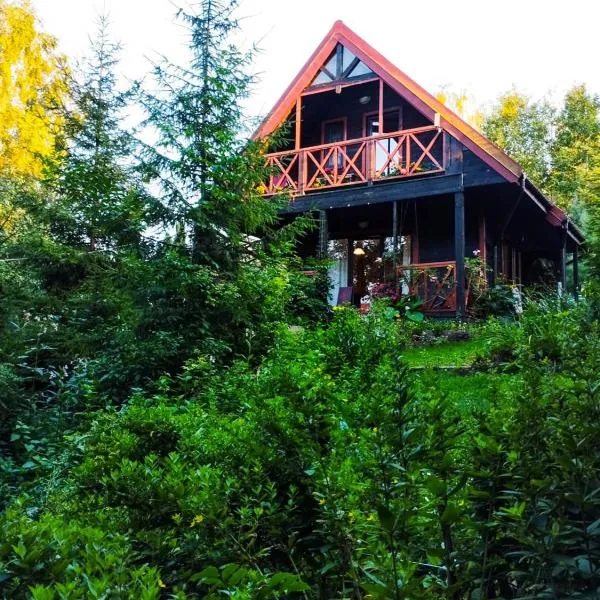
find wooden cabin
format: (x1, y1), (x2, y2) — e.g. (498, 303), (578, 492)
(253, 21), (584, 317)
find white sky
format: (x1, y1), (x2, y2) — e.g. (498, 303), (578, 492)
(31, 0), (600, 119)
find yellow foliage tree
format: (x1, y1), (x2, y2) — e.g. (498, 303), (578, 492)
(0, 0), (69, 179)
(436, 86), (484, 131)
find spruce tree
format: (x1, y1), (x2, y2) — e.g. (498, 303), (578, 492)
(51, 15), (154, 251)
(138, 0), (278, 268)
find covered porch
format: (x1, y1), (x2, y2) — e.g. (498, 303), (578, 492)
(290, 183), (582, 318)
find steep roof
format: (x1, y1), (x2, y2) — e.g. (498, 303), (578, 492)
(253, 20), (583, 244)
(253, 20), (523, 183)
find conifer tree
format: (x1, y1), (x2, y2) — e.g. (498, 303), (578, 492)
(51, 15), (154, 251)
(138, 0), (278, 267)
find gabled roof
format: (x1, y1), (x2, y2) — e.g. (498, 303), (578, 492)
(253, 20), (522, 184)
(254, 20), (583, 245)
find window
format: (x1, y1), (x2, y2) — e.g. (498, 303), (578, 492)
(364, 109), (402, 173)
(309, 43), (374, 88)
(321, 118), (347, 170)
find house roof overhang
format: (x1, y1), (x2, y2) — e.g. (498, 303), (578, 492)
(253, 20), (584, 247)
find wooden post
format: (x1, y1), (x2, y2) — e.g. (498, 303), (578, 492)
(478, 210), (487, 265)
(573, 245), (579, 299)
(559, 221), (568, 295)
(454, 192), (465, 318)
(318, 210), (328, 259)
(295, 98), (301, 151)
(559, 243), (567, 295)
(298, 151), (305, 195)
(492, 245), (498, 281)
(392, 201), (399, 288)
(378, 79), (384, 135)
(347, 238), (353, 288)
(295, 99), (305, 194)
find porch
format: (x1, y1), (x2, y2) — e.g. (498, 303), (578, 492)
(312, 197), (470, 316)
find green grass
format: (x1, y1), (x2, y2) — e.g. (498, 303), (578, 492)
(411, 370), (522, 415)
(400, 337), (488, 368)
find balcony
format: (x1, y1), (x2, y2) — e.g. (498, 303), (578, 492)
(263, 125), (444, 196)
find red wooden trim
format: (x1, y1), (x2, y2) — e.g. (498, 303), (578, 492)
(262, 126), (444, 195)
(378, 78), (384, 139)
(295, 98), (302, 151)
(266, 125), (435, 157)
(301, 76), (379, 96)
(478, 209), (487, 266)
(402, 261), (457, 312)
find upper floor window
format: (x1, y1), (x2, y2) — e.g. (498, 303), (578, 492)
(310, 44), (375, 87)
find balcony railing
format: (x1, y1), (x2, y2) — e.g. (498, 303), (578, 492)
(264, 125), (444, 196)
(400, 261), (457, 313)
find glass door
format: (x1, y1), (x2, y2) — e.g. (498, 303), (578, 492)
(366, 109), (401, 175)
(352, 238), (382, 304)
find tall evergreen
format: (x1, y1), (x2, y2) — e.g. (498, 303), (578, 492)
(51, 15), (154, 251)
(138, 0), (278, 267)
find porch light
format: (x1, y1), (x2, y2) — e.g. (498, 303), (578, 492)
(353, 247), (366, 256)
(358, 95), (371, 105)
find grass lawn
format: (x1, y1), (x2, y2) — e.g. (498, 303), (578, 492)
(411, 370), (523, 415)
(400, 337), (488, 368)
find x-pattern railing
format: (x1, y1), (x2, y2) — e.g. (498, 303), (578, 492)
(263, 125), (444, 195)
(400, 261), (457, 312)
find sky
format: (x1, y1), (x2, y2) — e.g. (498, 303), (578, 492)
(31, 0), (600, 119)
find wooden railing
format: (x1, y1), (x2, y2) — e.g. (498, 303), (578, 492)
(264, 125), (444, 195)
(400, 261), (457, 313)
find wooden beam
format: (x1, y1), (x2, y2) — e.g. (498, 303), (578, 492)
(300, 76), (379, 96)
(478, 208), (487, 266)
(295, 98), (302, 151)
(454, 191), (466, 318)
(492, 245), (498, 281)
(378, 78), (384, 135)
(280, 174), (464, 214)
(335, 42), (343, 79)
(444, 135), (463, 176)
(559, 229), (567, 294)
(573, 245), (579, 299)
(413, 200), (420, 263)
(392, 200), (398, 288)
(347, 238), (353, 288)
(318, 210), (328, 258)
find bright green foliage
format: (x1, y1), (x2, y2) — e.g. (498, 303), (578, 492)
(482, 85), (600, 219)
(4, 300), (600, 597)
(2, 1), (600, 598)
(0, 509), (163, 598)
(550, 85), (600, 210)
(482, 91), (554, 188)
(400, 336), (486, 368)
